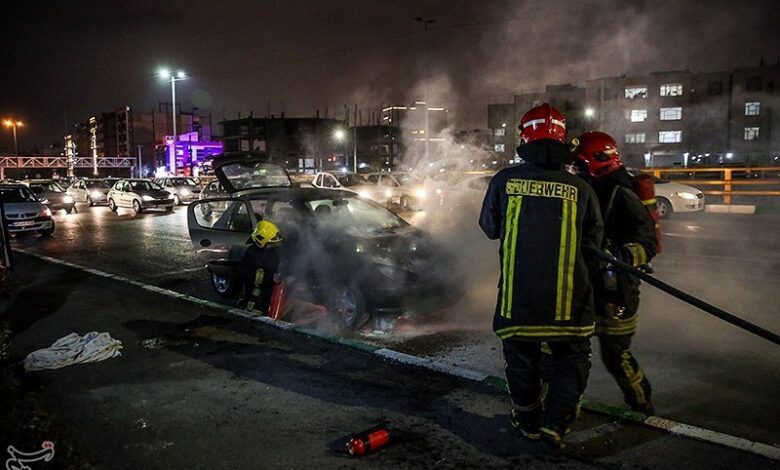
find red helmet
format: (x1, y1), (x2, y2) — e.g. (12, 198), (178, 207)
(571, 131), (624, 177)
(519, 103), (566, 144)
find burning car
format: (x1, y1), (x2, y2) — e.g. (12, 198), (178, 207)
(187, 153), (463, 328)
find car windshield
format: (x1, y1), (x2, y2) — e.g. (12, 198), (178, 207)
(306, 197), (406, 236)
(0, 186), (37, 203)
(170, 177), (198, 186)
(220, 162), (291, 190)
(32, 182), (64, 192)
(395, 173), (420, 186)
(86, 180), (111, 189)
(337, 174), (367, 187)
(129, 180), (162, 191)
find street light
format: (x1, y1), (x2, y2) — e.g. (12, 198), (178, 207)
(158, 67), (187, 173)
(2, 119), (24, 155)
(333, 129), (349, 169)
(584, 108), (595, 118)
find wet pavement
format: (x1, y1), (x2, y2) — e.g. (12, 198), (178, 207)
(9, 201), (780, 446)
(3, 253), (777, 469)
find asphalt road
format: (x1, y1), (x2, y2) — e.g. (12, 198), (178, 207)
(3, 253), (777, 469)
(9, 201), (780, 446)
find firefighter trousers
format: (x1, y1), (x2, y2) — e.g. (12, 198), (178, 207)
(502, 338), (591, 433)
(597, 333), (653, 412)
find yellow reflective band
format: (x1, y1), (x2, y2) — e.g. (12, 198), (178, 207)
(496, 324), (595, 339)
(620, 352), (647, 405)
(555, 200), (570, 321)
(501, 196), (523, 318)
(642, 198), (657, 206)
(623, 243), (647, 267)
(506, 179), (578, 202)
(564, 200), (578, 321)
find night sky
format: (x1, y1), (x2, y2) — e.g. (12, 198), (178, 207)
(2, 0), (779, 152)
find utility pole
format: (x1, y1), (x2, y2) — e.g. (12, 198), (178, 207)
(158, 68), (187, 174)
(414, 17), (436, 162)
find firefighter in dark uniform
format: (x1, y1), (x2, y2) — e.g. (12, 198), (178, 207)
(479, 104), (604, 448)
(238, 220), (283, 314)
(572, 131), (658, 415)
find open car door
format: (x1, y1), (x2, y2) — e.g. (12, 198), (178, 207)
(0, 195), (13, 293)
(212, 152), (293, 196)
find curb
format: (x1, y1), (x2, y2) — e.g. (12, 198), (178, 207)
(13, 248), (780, 462)
(705, 204), (756, 214)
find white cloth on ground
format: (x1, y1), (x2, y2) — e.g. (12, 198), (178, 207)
(24, 332), (123, 371)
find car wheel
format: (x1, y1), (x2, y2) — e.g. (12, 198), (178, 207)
(65, 206), (73, 214)
(656, 197), (672, 218)
(173, 194), (181, 206)
(87, 196), (94, 207)
(165, 205), (174, 212)
(132, 199), (142, 213)
(211, 272), (241, 298)
(108, 198), (118, 212)
(326, 285), (370, 329)
(38, 221), (55, 237)
(400, 196), (410, 210)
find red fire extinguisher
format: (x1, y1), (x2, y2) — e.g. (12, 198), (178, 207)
(346, 424), (391, 456)
(267, 281), (286, 320)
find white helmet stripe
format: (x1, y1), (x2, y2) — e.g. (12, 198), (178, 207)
(523, 118), (566, 129)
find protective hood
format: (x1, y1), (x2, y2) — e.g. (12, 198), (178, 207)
(516, 139), (574, 166)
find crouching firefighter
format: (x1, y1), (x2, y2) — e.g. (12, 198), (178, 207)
(572, 131), (658, 415)
(479, 104), (604, 449)
(238, 220), (283, 314)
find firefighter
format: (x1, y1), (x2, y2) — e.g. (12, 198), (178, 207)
(571, 131), (658, 415)
(479, 103), (604, 448)
(238, 220), (283, 314)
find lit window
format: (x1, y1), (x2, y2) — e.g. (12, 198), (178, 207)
(494, 128), (505, 136)
(745, 102), (761, 116)
(625, 86), (647, 99)
(744, 127), (760, 141)
(658, 131), (682, 143)
(660, 83), (684, 97)
(630, 109), (648, 122)
(625, 133), (646, 144)
(495, 144), (505, 152)
(660, 107), (682, 120)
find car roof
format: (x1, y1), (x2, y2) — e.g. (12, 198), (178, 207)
(0, 183), (30, 189)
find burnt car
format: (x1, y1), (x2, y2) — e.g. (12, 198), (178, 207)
(28, 179), (75, 214)
(187, 153), (463, 328)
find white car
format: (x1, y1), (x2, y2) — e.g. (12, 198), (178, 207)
(364, 172), (427, 210)
(107, 179), (175, 213)
(311, 172), (373, 195)
(629, 171), (705, 217)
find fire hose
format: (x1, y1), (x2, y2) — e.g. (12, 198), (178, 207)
(594, 251), (780, 347)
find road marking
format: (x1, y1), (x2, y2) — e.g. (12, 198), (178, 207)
(141, 266), (206, 279)
(12, 247), (780, 462)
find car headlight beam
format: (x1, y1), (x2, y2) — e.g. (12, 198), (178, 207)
(142, 195), (154, 201)
(63, 195), (74, 204)
(674, 191), (697, 200)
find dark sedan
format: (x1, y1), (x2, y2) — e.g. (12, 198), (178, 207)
(28, 179), (75, 214)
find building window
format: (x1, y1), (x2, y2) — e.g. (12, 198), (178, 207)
(658, 130), (682, 143)
(495, 144), (505, 152)
(660, 83), (684, 97)
(744, 127), (760, 141)
(625, 133), (646, 144)
(707, 81), (723, 95)
(494, 128), (505, 136)
(745, 77), (762, 91)
(625, 86), (647, 99)
(745, 102), (761, 116)
(659, 107), (682, 121)
(630, 109), (648, 122)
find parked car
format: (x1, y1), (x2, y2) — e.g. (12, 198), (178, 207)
(28, 179), (75, 214)
(66, 178), (112, 206)
(187, 154), (463, 329)
(311, 171), (376, 197)
(154, 177), (202, 205)
(364, 172), (428, 210)
(628, 170), (705, 217)
(107, 179), (175, 213)
(0, 183), (55, 236)
(436, 173), (493, 210)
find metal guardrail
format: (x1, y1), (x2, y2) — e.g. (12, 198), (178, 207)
(0, 156), (138, 169)
(648, 167), (780, 204)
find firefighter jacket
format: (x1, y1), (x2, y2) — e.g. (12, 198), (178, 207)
(589, 168), (658, 335)
(479, 140), (604, 342)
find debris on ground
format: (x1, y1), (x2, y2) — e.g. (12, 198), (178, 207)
(24, 332), (122, 371)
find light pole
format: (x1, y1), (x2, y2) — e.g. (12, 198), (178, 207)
(414, 17), (436, 162)
(158, 68), (187, 174)
(2, 119), (24, 155)
(333, 129), (347, 170)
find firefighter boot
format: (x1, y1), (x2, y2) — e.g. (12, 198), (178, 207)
(510, 407), (540, 441)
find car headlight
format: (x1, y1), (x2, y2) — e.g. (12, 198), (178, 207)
(63, 195), (74, 204)
(180, 189), (191, 196)
(415, 188), (427, 199)
(142, 195), (154, 201)
(40, 207), (52, 218)
(674, 191), (697, 200)
(384, 189), (393, 198)
(90, 191), (103, 199)
(358, 190), (371, 199)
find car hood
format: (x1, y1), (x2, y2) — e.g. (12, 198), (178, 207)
(655, 181), (702, 197)
(42, 192), (70, 202)
(135, 189), (172, 199)
(3, 201), (45, 216)
(88, 188), (110, 195)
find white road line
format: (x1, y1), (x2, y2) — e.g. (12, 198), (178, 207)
(12, 247), (780, 462)
(141, 266), (206, 279)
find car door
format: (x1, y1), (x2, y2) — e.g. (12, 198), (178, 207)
(187, 198), (258, 264)
(118, 181), (131, 206)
